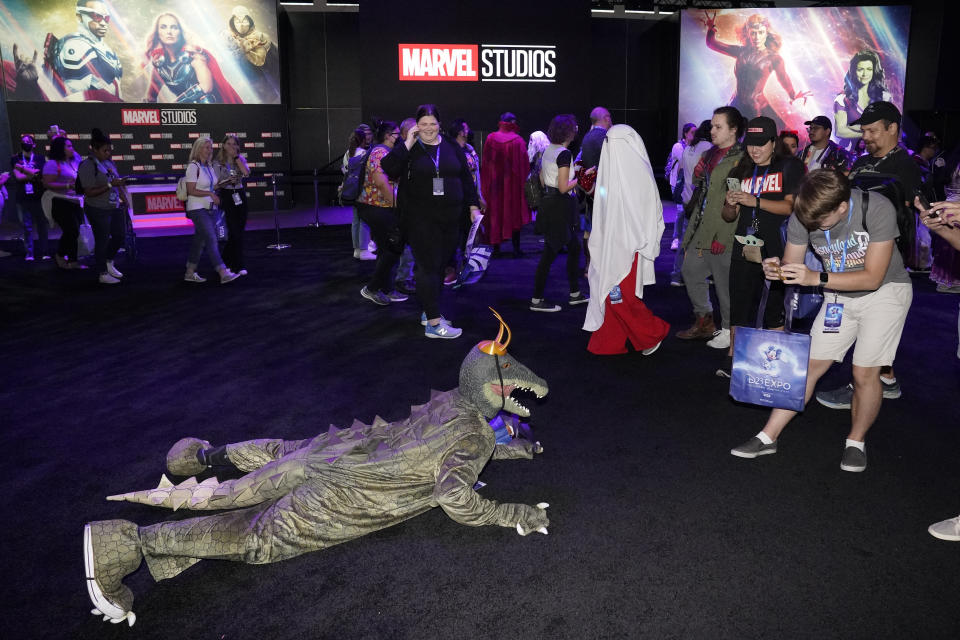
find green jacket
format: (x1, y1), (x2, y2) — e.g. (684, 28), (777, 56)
(683, 144), (744, 252)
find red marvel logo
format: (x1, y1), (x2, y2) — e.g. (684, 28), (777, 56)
(122, 109), (160, 125)
(399, 44), (479, 81)
(145, 194), (184, 213)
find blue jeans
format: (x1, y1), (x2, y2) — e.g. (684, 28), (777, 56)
(186, 208), (225, 270)
(395, 245), (415, 284)
(671, 213), (688, 282)
(351, 206), (371, 251)
(17, 198), (49, 257)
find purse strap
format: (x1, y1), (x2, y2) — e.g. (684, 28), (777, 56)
(755, 279), (795, 332)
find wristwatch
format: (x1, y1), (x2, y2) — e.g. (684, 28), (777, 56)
(819, 271), (829, 286)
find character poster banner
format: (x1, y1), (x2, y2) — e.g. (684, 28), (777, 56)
(0, 0), (281, 104)
(678, 7), (911, 152)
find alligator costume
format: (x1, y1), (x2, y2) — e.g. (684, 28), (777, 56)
(83, 312), (550, 627)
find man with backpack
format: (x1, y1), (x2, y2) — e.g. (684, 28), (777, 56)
(815, 101), (920, 410)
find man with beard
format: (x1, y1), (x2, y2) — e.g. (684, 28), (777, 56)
(46, 0), (122, 101)
(799, 116), (850, 173)
(815, 101), (919, 410)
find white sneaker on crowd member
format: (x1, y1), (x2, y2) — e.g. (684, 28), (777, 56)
(98, 273), (121, 285)
(706, 328), (730, 349)
(106, 261), (123, 278)
(184, 272), (206, 283)
(220, 270), (240, 284)
(928, 515), (960, 541)
(354, 249), (376, 261)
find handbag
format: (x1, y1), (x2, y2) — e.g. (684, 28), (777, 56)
(214, 208), (228, 242)
(524, 152), (545, 210)
(77, 222), (95, 257)
(729, 280), (811, 411)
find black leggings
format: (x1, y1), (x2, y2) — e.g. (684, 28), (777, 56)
(220, 189), (248, 272)
(51, 197), (82, 260)
(357, 203), (402, 293)
(404, 206), (461, 319)
(85, 206), (126, 273)
(729, 259), (785, 328)
(534, 194), (581, 298)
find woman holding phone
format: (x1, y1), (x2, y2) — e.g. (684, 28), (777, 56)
(216, 134), (251, 276)
(717, 116), (803, 372)
(183, 137), (239, 284)
(381, 104), (480, 339)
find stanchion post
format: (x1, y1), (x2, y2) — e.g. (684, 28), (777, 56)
(309, 167), (322, 228)
(267, 173), (290, 250)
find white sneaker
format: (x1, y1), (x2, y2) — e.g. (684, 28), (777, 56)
(670, 238), (680, 251)
(106, 261), (123, 278)
(641, 340), (662, 356)
(706, 328), (730, 349)
(929, 516), (960, 541)
(98, 272), (121, 285)
(220, 270), (240, 284)
(354, 249), (376, 261)
(184, 272), (206, 283)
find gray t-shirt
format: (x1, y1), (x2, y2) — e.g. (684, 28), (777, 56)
(77, 157), (121, 209)
(786, 189), (910, 297)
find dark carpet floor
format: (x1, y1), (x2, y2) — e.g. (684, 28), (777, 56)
(2, 224), (958, 640)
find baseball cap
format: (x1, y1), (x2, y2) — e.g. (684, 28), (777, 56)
(849, 101), (901, 127)
(804, 115), (832, 130)
(743, 116), (777, 146)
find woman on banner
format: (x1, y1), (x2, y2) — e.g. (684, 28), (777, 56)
(143, 13), (241, 104)
(357, 120), (407, 306)
(182, 137), (240, 284)
(216, 134), (251, 276)
(583, 124), (670, 355)
(41, 137), (85, 270)
(834, 50), (891, 153)
(381, 104), (481, 339)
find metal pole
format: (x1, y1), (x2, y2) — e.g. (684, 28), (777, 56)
(266, 173), (290, 250)
(308, 167), (322, 227)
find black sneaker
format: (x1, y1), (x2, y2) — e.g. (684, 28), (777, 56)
(530, 299), (561, 312)
(840, 446), (866, 472)
(730, 436), (777, 459)
(568, 292), (589, 305)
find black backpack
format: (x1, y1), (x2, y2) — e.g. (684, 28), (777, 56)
(524, 151), (545, 210)
(74, 157), (99, 196)
(849, 172), (914, 263)
(340, 149), (371, 205)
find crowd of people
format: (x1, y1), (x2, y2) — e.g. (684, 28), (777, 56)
(4, 103), (958, 540)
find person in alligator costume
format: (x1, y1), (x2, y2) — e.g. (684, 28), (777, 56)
(83, 310), (550, 627)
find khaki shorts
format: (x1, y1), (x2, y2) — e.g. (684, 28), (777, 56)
(809, 282), (913, 367)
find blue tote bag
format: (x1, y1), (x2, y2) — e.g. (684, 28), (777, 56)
(730, 281), (811, 411)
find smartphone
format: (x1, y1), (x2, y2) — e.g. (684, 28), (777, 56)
(726, 177), (741, 192)
(914, 189), (932, 211)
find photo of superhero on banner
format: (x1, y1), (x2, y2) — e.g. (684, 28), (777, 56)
(0, 0), (280, 104)
(678, 6), (910, 149)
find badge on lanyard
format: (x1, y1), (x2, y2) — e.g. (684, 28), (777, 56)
(232, 191), (242, 206)
(609, 285), (623, 305)
(823, 302), (844, 333)
(24, 183), (34, 195)
(432, 177), (444, 196)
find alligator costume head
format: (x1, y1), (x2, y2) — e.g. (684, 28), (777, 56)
(458, 309), (548, 420)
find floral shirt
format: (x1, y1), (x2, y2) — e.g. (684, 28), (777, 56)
(358, 145), (395, 208)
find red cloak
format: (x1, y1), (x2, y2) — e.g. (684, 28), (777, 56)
(481, 123), (531, 245)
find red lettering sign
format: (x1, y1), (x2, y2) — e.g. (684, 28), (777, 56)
(121, 109), (160, 126)
(398, 44), (478, 81)
(144, 194), (184, 213)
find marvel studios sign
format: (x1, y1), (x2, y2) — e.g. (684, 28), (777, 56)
(121, 109), (199, 126)
(398, 44), (557, 82)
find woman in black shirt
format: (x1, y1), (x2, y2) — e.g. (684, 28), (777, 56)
(381, 104), (480, 339)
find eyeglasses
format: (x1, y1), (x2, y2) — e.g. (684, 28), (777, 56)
(78, 7), (111, 23)
(390, 131), (400, 137)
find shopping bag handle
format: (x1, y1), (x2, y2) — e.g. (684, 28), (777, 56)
(755, 279), (795, 333)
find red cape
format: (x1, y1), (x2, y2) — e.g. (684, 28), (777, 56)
(146, 47), (242, 104)
(481, 128), (531, 245)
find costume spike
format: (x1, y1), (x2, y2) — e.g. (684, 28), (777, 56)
(158, 475), (174, 489)
(372, 415), (388, 428)
(170, 492), (190, 511)
(176, 477), (198, 489)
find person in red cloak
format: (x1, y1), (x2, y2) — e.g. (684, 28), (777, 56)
(143, 12), (242, 104)
(481, 113), (531, 256)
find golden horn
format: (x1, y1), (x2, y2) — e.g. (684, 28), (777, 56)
(478, 307), (511, 356)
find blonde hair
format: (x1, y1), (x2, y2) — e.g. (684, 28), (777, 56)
(188, 137), (214, 164)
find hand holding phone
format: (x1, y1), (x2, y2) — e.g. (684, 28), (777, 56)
(726, 177), (741, 192)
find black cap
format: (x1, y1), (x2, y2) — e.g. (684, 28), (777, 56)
(804, 115), (832, 130)
(743, 116), (777, 146)
(849, 101), (901, 127)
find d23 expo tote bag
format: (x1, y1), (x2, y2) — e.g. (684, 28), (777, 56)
(730, 280), (811, 411)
